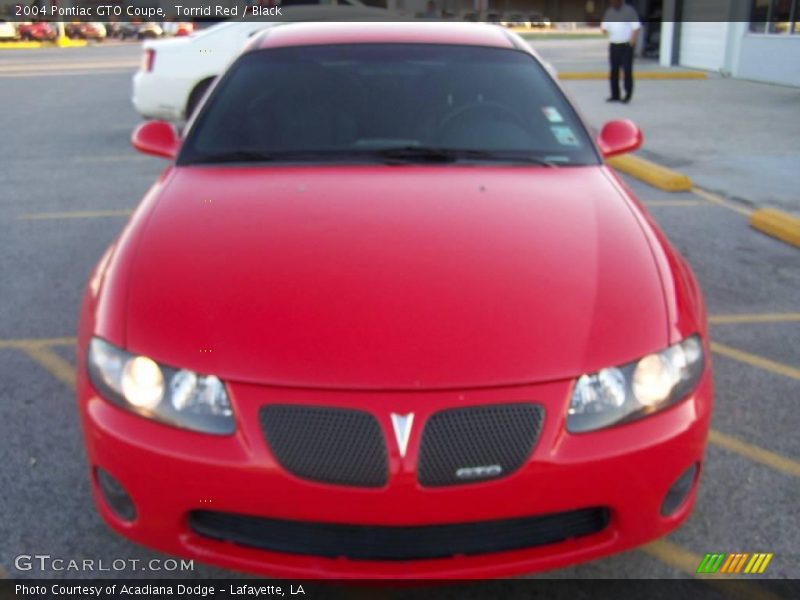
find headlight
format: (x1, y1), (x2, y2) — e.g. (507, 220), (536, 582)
(567, 335), (704, 433)
(87, 337), (235, 435)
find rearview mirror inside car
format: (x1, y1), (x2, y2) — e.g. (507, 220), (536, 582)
(597, 119), (643, 159)
(131, 120), (180, 160)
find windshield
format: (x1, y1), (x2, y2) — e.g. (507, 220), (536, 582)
(179, 44), (600, 167)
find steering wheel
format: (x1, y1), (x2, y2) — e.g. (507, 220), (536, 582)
(435, 101), (531, 144)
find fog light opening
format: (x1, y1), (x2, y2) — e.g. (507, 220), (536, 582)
(96, 468), (137, 522)
(661, 463), (699, 517)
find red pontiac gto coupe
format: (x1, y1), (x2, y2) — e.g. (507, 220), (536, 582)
(76, 22), (713, 578)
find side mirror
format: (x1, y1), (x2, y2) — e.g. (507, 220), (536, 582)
(131, 120), (180, 159)
(597, 119), (643, 158)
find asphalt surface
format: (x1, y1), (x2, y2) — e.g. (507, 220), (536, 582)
(0, 42), (798, 588)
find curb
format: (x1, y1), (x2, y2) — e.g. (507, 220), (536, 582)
(0, 38), (87, 49)
(559, 71), (707, 80)
(0, 41), (43, 49)
(607, 154), (693, 192)
(54, 37), (88, 48)
(749, 208), (800, 248)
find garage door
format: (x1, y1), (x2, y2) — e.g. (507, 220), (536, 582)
(678, 0), (730, 72)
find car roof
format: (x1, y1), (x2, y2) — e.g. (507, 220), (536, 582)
(251, 22), (518, 52)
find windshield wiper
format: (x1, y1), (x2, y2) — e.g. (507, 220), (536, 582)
(370, 147), (559, 166)
(187, 148), (560, 166)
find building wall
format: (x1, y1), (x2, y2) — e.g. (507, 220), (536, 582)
(678, 21), (731, 70)
(659, 1), (800, 87)
(676, 0), (732, 70)
(734, 33), (800, 86)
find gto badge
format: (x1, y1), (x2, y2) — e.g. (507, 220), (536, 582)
(390, 413), (414, 458)
(455, 465), (503, 480)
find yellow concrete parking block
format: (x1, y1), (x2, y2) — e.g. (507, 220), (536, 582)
(0, 37), (86, 50)
(54, 36), (87, 48)
(0, 41), (42, 49)
(749, 208), (800, 249)
(607, 154), (693, 192)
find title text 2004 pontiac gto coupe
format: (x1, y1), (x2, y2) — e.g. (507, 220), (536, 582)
(77, 23), (713, 578)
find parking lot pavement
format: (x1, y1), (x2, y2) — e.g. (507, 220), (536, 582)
(561, 77), (800, 215)
(0, 43), (139, 68)
(0, 47), (798, 586)
(529, 38), (800, 215)
(530, 37), (674, 73)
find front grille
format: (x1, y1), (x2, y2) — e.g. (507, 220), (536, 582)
(259, 405), (387, 487)
(189, 507), (609, 561)
(418, 403), (544, 487)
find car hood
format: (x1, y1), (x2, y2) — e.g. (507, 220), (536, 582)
(124, 166), (668, 389)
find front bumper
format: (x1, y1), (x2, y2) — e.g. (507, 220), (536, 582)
(77, 365), (712, 579)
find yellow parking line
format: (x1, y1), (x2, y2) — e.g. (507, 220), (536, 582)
(711, 341), (800, 381)
(70, 155), (149, 163)
(710, 313), (800, 325)
(709, 429), (800, 479)
(0, 337), (75, 349)
(0, 69), (133, 78)
(692, 187), (753, 217)
(0, 60), (138, 73)
(642, 540), (783, 600)
(21, 344), (76, 389)
(643, 200), (702, 207)
(18, 210), (132, 220)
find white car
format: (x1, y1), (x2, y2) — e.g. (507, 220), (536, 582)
(0, 20), (19, 41)
(132, 4), (393, 122)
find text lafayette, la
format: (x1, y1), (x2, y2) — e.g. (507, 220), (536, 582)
(16, 584), (305, 596)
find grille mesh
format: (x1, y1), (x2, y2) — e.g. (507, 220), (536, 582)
(418, 403), (544, 487)
(259, 405), (387, 487)
(189, 507), (609, 561)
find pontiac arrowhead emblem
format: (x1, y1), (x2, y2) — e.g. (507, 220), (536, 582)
(390, 413), (414, 458)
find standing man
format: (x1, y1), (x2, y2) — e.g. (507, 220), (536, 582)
(423, 1), (439, 19)
(601, 0), (641, 103)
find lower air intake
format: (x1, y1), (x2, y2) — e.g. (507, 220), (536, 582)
(189, 507), (610, 561)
